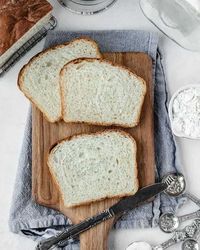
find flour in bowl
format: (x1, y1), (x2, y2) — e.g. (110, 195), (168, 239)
(172, 87), (200, 138)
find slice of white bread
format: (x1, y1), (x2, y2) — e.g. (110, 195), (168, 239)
(18, 38), (101, 122)
(48, 130), (138, 208)
(60, 58), (147, 128)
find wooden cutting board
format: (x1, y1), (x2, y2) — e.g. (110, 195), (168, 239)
(32, 52), (155, 250)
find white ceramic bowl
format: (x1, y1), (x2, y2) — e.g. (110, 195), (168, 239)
(168, 84), (200, 140)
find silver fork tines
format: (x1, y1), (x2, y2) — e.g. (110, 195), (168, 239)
(164, 175), (176, 186)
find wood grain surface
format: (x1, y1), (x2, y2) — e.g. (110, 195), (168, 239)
(32, 52), (155, 250)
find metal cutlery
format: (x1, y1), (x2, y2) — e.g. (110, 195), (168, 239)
(163, 173), (200, 207)
(127, 219), (200, 250)
(159, 210), (200, 233)
(36, 182), (169, 250)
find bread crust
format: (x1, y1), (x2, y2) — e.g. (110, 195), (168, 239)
(60, 58), (147, 128)
(47, 129), (139, 208)
(18, 37), (102, 123)
(0, 0), (53, 56)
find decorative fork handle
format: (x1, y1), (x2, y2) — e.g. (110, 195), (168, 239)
(153, 219), (200, 250)
(153, 234), (186, 250)
(184, 192), (200, 207)
(153, 238), (178, 250)
(179, 210), (200, 223)
(36, 209), (114, 250)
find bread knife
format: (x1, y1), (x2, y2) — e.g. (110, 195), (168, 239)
(36, 182), (167, 250)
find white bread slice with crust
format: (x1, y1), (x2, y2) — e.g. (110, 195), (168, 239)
(48, 130), (138, 208)
(60, 58), (146, 128)
(18, 38), (101, 122)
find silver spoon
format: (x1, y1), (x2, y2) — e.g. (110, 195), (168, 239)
(182, 239), (199, 250)
(159, 210), (200, 233)
(162, 173), (200, 207)
(126, 219), (200, 250)
(182, 222), (200, 250)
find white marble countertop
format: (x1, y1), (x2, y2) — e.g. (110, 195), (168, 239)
(1, 0), (200, 249)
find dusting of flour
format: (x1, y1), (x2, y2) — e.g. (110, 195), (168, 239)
(126, 242), (152, 250)
(172, 87), (200, 137)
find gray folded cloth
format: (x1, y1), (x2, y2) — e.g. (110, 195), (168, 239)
(9, 30), (185, 249)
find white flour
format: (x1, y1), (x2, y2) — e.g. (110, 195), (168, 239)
(172, 87), (200, 137)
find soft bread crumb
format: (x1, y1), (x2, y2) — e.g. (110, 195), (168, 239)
(61, 58), (146, 127)
(48, 130), (138, 207)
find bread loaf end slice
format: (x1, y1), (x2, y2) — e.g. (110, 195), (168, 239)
(18, 38), (101, 122)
